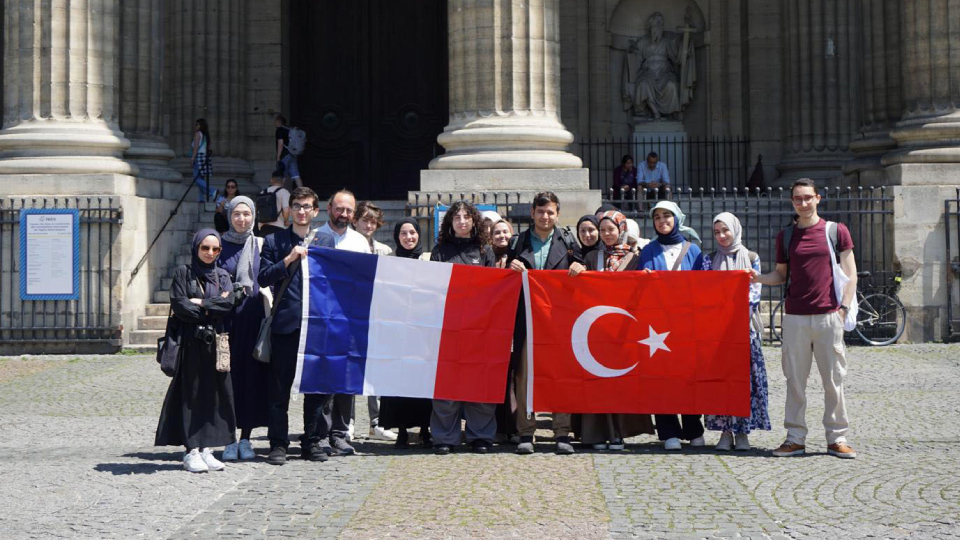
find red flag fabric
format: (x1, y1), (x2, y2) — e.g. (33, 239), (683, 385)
(523, 269), (751, 416)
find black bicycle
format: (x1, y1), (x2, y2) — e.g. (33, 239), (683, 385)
(769, 271), (906, 346)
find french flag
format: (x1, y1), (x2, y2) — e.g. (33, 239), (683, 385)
(294, 247), (522, 403)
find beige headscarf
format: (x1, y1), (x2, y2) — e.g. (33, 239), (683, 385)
(711, 212), (752, 271)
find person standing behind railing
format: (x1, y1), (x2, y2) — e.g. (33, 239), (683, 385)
(191, 118), (215, 202)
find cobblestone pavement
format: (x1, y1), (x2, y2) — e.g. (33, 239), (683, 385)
(1, 344), (959, 539)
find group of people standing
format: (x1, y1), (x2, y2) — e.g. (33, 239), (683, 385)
(156, 177), (858, 473)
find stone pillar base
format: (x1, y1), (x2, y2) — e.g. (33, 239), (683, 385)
(430, 117), (583, 170)
(0, 120), (136, 175)
(125, 138), (179, 183)
(419, 168), (600, 227)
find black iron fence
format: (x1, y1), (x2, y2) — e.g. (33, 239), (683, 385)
(0, 198), (123, 347)
(605, 186), (896, 341)
(946, 189), (960, 342)
(580, 136), (752, 193)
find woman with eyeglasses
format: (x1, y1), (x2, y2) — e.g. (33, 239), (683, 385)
(214, 179), (240, 234)
(156, 229), (238, 473)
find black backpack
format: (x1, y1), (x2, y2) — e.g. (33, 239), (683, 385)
(256, 186), (282, 223)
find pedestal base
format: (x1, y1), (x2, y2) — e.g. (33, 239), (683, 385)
(0, 120), (136, 176)
(418, 168), (600, 227)
(631, 124), (687, 188)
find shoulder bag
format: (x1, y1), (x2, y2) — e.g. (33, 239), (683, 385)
(253, 229), (316, 363)
(156, 305), (181, 377)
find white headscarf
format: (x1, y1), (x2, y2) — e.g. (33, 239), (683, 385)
(712, 212), (752, 271)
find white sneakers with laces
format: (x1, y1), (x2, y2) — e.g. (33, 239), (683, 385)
(689, 436), (706, 447)
(369, 426), (398, 441)
(715, 431), (734, 451)
(734, 433), (751, 451)
(200, 448), (225, 471)
(183, 449), (208, 473)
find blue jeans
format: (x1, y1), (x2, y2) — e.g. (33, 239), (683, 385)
(280, 154), (301, 186)
(193, 159), (211, 201)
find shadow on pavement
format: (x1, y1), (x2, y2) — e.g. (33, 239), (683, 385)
(94, 462), (182, 475)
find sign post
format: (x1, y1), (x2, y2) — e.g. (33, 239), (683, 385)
(19, 209), (81, 301)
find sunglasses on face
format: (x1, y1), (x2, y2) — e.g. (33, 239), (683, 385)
(200, 245), (221, 254)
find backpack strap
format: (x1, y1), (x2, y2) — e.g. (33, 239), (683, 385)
(826, 221), (840, 258)
(557, 226), (580, 265)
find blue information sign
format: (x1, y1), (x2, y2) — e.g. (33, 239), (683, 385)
(19, 209), (81, 301)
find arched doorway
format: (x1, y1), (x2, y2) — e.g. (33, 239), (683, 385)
(287, 0), (448, 200)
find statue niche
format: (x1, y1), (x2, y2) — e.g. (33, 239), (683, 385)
(620, 10), (698, 123)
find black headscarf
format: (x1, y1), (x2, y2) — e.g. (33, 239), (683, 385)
(393, 217), (424, 259)
(595, 203), (618, 215)
(577, 214), (601, 260)
(191, 228), (226, 297)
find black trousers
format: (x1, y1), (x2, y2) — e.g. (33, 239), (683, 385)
(319, 394), (353, 440)
(654, 414), (704, 441)
(267, 330), (326, 450)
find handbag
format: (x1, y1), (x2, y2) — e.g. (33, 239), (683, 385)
(826, 222), (858, 332)
(156, 306), (182, 377)
(215, 332), (231, 372)
(253, 229), (317, 363)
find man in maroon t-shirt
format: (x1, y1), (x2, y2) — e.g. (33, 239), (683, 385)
(753, 179), (858, 459)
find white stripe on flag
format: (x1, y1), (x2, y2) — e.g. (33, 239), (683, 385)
(362, 256), (453, 398)
(293, 254), (311, 395)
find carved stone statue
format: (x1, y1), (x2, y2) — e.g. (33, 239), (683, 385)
(621, 10), (697, 122)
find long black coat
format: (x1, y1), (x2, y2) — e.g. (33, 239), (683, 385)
(155, 265), (237, 449)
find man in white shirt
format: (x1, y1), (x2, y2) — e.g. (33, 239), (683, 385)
(318, 190), (370, 253)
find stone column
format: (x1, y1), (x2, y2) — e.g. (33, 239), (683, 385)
(166, 0), (251, 183)
(778, 0), (860, 181)
(846, 0), (902, 176)
(0, 0), (135, 175)
(429, 0), (581, 169)
(879, 1), (960, 342)
(119, 0), (178, 182)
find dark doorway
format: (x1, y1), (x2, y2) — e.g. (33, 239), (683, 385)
(288, 0), (448, 200)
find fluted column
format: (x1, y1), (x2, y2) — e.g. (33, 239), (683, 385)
(779, 0), (860, 181)
(166, 0), (251, 181)
(847, 0), (902, 173)
(881, 0), (960, 168)
(119, 0), (178, 182)
(430, 0), (581, 169)
(0, 0), (135, 175)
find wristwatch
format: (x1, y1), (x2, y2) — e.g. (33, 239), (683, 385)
(840, 304), (849, 312)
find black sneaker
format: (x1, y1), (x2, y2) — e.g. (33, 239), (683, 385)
(330, 436), (356, 456)
(420, 429), (433, 449)
(267, 446), (287, 465)
(395, 430), (410, 449)
(434, 444), (451, 455)
(472, 440), (490, 454)
(301, 442), (329, 462)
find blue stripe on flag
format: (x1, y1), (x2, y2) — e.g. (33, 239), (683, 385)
(299, 247), (378, 394)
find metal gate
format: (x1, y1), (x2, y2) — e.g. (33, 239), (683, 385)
(946, 189), (960, 342)
(0, 198), (123, 350)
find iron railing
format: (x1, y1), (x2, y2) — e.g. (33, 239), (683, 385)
(604, 186), (896, 341)
(0, 198), (124, 345)
(128, 175), (200, 285)
(946, 189), (960, 342)
(580, 136), (752, 193)
(406, 192), (532, 251)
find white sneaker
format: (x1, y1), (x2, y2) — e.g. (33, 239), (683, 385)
(664, 437), (682, 451)
(592, 442), (608, 450)
(608, 440), (625, 451)
(200, 448), (225, 471)
(221, 442), (239, 461)
(369, 425), (398, 441)
(715, 431), (734, 451)
(238, 439), (256, 460)
(690, 436), (706, 447)
(735, 433), (751, 451)
(183, 449), (208, 473)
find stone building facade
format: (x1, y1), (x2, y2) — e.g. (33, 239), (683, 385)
(0, 0), (957, 344)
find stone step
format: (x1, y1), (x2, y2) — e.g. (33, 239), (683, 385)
(144, 303), (170, 317)
(138, 316), (168, 331)
(158, 277), (173, 291)
(125, 343), (159, 354)
(153, 289), (170, 303)
(129, 329), (165, 345)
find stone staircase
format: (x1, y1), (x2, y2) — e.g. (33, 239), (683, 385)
(127, 199), (409, 351)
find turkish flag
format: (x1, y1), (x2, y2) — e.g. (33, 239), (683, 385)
(523, 270), (751, 416)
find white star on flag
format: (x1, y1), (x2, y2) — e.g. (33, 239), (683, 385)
(638, 326), (671, 357)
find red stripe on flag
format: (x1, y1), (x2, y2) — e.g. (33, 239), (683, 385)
(528, 270), (751, 416)
(434, 265), (522, 403)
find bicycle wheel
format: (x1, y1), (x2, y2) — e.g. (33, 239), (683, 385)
(855, 293), (906, 346)
(769, 300), (785, 342)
